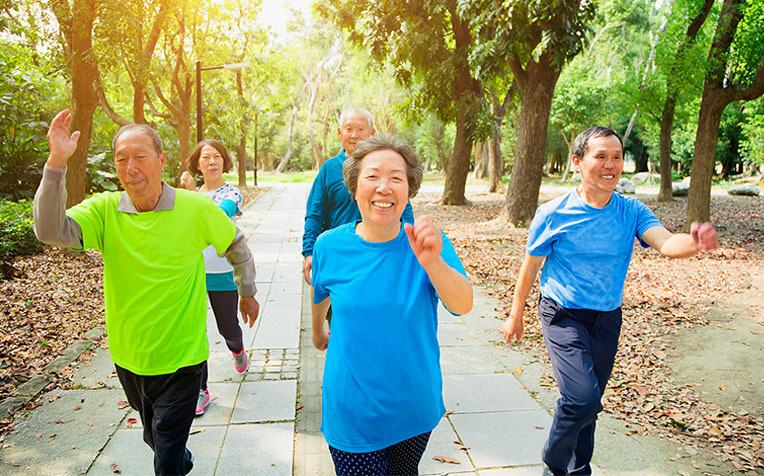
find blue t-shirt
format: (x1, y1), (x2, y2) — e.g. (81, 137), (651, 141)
(527, 190), (662, 312)
(312, 222), (467, 452)
(302, 149), (415, 257)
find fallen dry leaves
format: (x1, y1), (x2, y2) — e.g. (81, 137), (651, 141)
(414, 189), (764, 473)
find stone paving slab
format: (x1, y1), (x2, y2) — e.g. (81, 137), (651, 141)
(231, 380), (297, 424)
(438, 322), (479, 346)
(440, 345), (506, 375)
(443, 374), (540, 413)
(0, 388), (128, 476)
(203, 350), (247, 385)
(191, 382), (240, 427)
(449, 410), (551, 469)
(216, 423), (294, 476)
(420, 418), (475, 474)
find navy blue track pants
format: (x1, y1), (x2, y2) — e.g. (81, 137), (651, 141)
(539, 296), (622, 476)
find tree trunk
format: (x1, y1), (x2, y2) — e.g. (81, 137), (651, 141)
(276, 103), (298, 173)
(487, 134), (503, 193)
(52, 0), (100, 208)
(657, 96), (676, 201)
(473, 141), (487, 179)
(424, 154), (432, 171)
(686, 0), (764, 228)
(686, 93), (726, 224)
(657, 0), (714, 203)
(487, 89), (512, 193)
(441, 11), (482, 205)
(505, 53), (560, 226)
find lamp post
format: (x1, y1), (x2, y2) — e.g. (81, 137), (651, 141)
(195, 61), (249, 143)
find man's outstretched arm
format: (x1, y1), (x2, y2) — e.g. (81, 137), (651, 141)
(33, 109), (83, 249)
(641, 222), (718, 258)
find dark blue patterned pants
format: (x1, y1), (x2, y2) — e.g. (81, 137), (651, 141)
(328, 431), (432, 476)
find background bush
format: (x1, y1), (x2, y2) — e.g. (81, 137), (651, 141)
(0, 199), (42, 277)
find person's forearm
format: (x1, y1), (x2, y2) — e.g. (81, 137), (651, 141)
(33, 165), (83, 249)
(509, 255), (544, 320)
(424, 258), (473, 315)
(658, 233), (699, 258)
(311, 298), (330, 332)
(225, 227), (257, 296)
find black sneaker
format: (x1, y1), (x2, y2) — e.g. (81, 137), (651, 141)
(542, 463), (567, 476)
(184, 448), (194, 474)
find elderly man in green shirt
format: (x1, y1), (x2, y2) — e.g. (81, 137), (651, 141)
(33, 109), (260, 475)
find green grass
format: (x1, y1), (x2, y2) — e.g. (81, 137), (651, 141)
(222, 170), (318, 184)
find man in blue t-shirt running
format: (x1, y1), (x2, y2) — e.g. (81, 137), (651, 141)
(502, 126), (718, 476)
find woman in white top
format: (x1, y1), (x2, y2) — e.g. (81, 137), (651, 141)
(181, 140), (247, 416)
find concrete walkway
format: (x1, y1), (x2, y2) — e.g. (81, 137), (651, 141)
(0, 183), (629, 476)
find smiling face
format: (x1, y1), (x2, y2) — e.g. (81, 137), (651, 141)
(572, 134), (624, 203)
(198, 144), (224, 185)
(114, 128), (166, 209)
(338, 110), (374, 156)
(354, 149), (409, 236)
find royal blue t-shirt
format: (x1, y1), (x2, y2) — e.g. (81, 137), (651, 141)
(312, 222), (467, 452)
(527, 190), (662, 312)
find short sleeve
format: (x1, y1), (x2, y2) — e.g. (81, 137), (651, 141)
(440, 233), (467, 279)
(205, 198), (236, 254)
(634, 200), (662, 248)
(526, 208), (554, 257)
(67, 193), (107, 252)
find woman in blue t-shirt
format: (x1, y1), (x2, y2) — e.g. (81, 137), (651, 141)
(310, 133), (473, 475)
(181, 140), (248, 417)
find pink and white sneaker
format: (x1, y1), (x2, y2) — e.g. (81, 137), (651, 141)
(195, 389), (210, 416)
(233, 349), (248, 373)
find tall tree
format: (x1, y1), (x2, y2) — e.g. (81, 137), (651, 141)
(316, 0), (484, 205)
(656, 0), (714, 201)
(465, 0), (596, 225)
(686, 0), (764, 225)
(50, 0), (100, 207)
(96, 0), (170, 126)
(147, 1), (196, 179)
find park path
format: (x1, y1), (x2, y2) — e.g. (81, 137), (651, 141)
(0, 182), (695, 476)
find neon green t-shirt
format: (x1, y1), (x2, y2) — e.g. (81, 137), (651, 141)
(67, 188), (236, 375)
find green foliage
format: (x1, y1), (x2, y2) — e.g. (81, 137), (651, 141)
(462, 0), (597, 80)
(0, 199), (42, 268)
(87, 152), (120, 192)
(740, 96), (764, 165)
(716, 103), (746, 177)
(0, 42), (60, 201)
(727, 0), (764, 86)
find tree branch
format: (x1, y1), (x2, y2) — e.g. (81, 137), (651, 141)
(96, 84), (129, 126)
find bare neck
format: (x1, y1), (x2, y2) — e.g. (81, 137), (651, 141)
(576, 186), (612, 209)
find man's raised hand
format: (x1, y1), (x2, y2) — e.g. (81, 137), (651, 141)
(46, 110), (80, 169)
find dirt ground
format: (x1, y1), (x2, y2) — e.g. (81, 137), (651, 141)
(669, 269), (764, 424)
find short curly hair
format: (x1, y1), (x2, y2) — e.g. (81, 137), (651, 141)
(343, 133), (423, 200)
(186, 139), (233, 175)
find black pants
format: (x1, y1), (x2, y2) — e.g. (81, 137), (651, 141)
(116, 363), (203, 475)
(539, 297), (622, 476)
(201, 290), (243, 390)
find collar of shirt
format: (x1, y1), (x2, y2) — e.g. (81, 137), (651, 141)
(117, 181), (175, 214)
